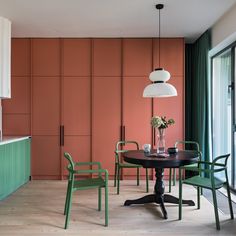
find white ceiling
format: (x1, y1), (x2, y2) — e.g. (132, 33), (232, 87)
(0, 0), (235, 42)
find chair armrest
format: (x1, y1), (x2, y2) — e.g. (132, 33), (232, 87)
(73, 168), (109, 178)
(198, 167), (226, 173)
(74, 161), (102, 169)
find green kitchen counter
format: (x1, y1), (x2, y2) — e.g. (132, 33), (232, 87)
(0, 136), (31, 200)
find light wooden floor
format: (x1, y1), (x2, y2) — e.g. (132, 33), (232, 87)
(0, 180), (235, 236)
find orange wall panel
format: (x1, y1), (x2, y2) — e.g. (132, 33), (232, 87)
(63, 136), (91, 175)
(92, 77), (121, 175)
(32, 39), (60, 76)
(63, 77), (90, 135)
(123, 77), (152, 145)
(153, 38), (184, 76)
(153, 76), (184, 148)
(31, 136), (60, 177)
(3, 114), (30, 135)
(63, 39), (91, 76)
(2, 77), (30, 114)
(32, 77), (60, 135)
(123, 77), (152, 176)
(93, 39), (121, 76)
(6, 37), (184, 180)
(11, 39), (30, 76)
(123, 39), (152, 77)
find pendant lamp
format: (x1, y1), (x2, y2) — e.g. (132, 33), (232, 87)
(143, 4), (177, 98)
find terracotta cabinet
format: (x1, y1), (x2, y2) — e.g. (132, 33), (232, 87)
(123, 39), (152, 77)
(11, 39), (30, 76)
(3, 39), (31, 136)
(92, 77), (121, 175)
(32, 39), (60, 76)
(4, 37), (184, 180)
(62, 77), (91, 175)
(61, 39), (92, 176)
(92, 39), (122, 176)
(31, 39), (61, 179)
(153, 38), (184, 76)
(63, 39), (91, 76)
(93, 39), (121, 76)
(122, 39), (153, 177)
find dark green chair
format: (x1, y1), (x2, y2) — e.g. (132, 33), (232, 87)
(169, 141), (200, 193)
(114, 141), (149, 194)
(64, 152), (109, 229)
(179, 153), (234, 230)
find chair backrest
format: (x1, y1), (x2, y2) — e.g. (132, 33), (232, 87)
(175, 140), (201, 161)
(212, 154), (230, 167)
(64, 152), (75, 172)
(199, 154), (230, 182)
(175, 140), (199, 151)
(115, 141), (139, 163)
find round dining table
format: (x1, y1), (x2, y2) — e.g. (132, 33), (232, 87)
(123, 150), (199, 219)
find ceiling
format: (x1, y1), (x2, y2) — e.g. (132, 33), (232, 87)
(0, 0), (235, 42)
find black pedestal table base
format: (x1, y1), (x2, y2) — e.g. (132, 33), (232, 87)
(124, 168), (195, 219)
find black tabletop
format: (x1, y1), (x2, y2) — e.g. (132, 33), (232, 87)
(123, 150), (199, 168)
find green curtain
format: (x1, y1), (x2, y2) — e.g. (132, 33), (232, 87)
(185, 30), (212, 163)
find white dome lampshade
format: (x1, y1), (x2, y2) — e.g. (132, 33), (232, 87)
(143, 68), (177, 97)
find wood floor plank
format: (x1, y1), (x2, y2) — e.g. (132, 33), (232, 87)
(0, 180), (235, 235)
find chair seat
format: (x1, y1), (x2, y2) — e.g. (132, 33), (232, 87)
(183, 176), (225, 190)
(119, 162), (142, 168)
(73, 177), (105, 190)
(182, 163), (198, 171)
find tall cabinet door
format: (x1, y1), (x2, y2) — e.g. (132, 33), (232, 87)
(2, 39), (31, 136)
(153, 38), (184, 148)
(62, 39), (91, 176)
(92, 39), (121, 176)
(31, 39), (61, 179)
(123, 39), (152, 176)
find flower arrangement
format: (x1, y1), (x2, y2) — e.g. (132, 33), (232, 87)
(151, 116), (175, 129)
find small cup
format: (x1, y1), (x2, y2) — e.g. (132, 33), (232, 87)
(143, 144), (151, 153)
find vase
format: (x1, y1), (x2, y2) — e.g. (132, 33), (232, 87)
(156, 128), (165, 153)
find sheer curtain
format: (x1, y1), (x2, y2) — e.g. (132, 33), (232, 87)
(212, 50), (232, 182)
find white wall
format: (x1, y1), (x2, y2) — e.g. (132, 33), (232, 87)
(211, 3), (236, 48)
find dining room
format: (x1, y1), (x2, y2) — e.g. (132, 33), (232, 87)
(0, 0), (235, 235)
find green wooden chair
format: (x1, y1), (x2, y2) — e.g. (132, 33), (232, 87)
(114, 140), (149, 194)
(179, 153), (234, 230)
(169, 141), (200, 193)
(64, 152), (109, 229)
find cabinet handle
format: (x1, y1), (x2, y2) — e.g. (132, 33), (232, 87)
(120, 125), (123, 141)
(123, 126), (126, 141)
(60, 125), (64, 146)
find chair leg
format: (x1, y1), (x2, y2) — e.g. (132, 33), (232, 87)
(226, 181), (234, 219)
(178, 168), (182, 220)
(105, 183), (109, 226)
(169, 168), (172, 193)
(137, 168), (140, 186)
(117, 167), (120, 195)
(197, 187), (200, 209)
(64, 181), (70, 215)
(173, 168), (176, 186)
(64, 187), (73, 229)
(114, 163), (117, 187)
(98, 187), (102, 211)
(212, 189), (220, 230)
(145, 168), (149, 193)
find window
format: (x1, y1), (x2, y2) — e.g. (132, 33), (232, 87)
(212, 48), (235, 189)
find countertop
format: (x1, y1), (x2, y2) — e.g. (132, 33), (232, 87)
(0, 136), (31, 145)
